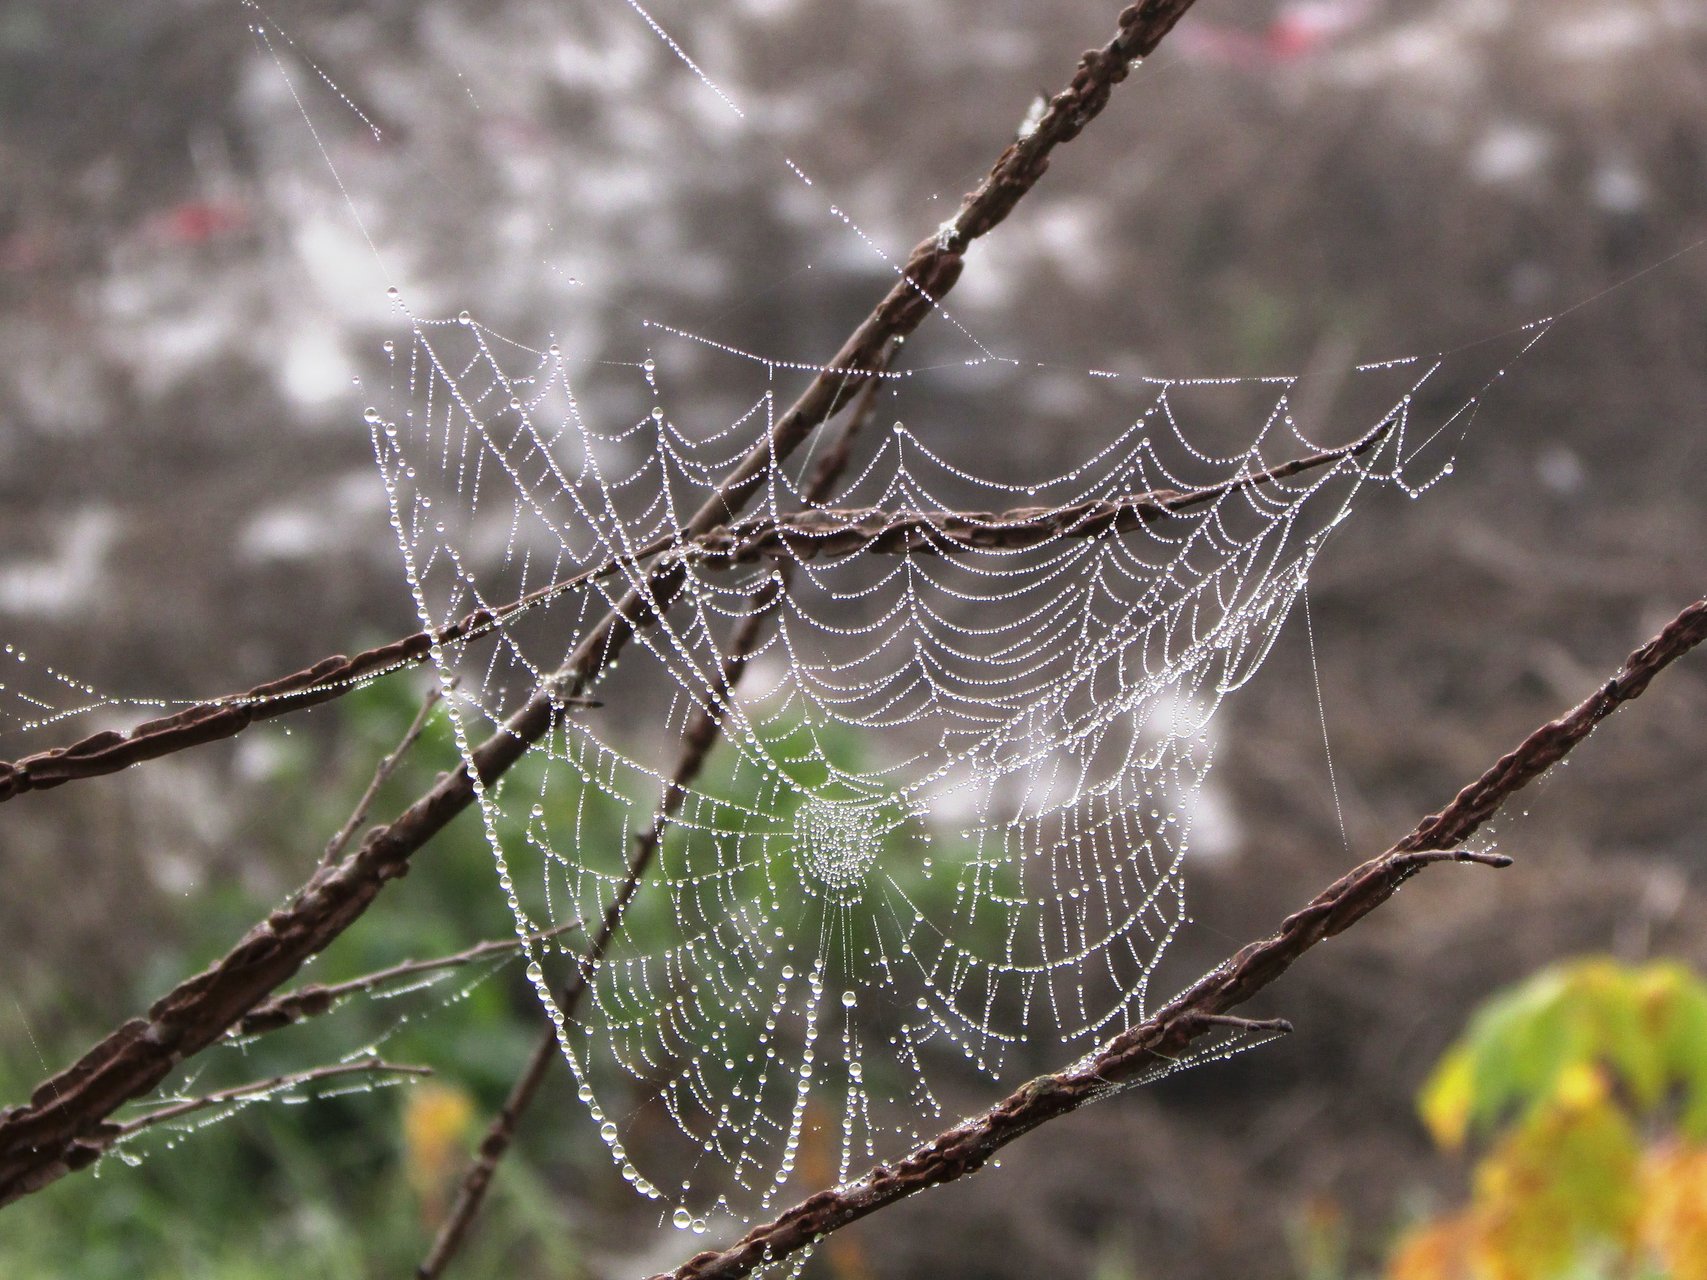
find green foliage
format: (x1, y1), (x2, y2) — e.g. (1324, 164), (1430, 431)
(0, 676), (588, 1279)
(1388, 958), (1707, 1280)
(1418, 959), (1707, 1150)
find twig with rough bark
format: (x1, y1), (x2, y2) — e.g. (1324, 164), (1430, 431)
(229, 921), (581, 1039)
(648, 596), (1707, 1280)
(0, 423), (1369, 804)
(322, 680), (449, 866)
(111, 1059), (432, 1143)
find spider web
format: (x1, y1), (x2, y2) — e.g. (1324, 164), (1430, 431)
(368, 290), (1534, 1222)
(0, 0), (1560, 1237)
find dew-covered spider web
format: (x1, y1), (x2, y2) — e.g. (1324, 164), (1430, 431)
(0, 0), (1568, 1238)
(365, 287), (1543, 1225)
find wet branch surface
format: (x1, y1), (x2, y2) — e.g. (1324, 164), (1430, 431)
(0, 422), (1365, 802)
(111, 1059), (431, 1144)
(0, 0), (1196, 1206)
(228, 922), (580, 1040)
(648, 596), (1707, 1280)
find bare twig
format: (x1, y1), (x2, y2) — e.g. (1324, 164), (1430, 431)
(697, 427), (1387, 564)
(229, 921), (581, 1039)
(0, 0), (1230, 1207)
(416, 368), (892, 1279)
(648, 601), (1707, 1280)
(111, 1059), (431, 1143)
(322, 680), (449, 866)
(0, 424), (1370, 804)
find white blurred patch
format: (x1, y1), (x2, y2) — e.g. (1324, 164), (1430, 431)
(0, 507), (118, 618)
(238, 470), (389, 563)
(1469, 122), (1554, 185)
(276, 322), (355, 410)
(1536, 444), (1586, 497)
(1591, 162), (1647, 214)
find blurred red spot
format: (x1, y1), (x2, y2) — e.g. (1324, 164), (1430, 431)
(152, 200), (250, 245)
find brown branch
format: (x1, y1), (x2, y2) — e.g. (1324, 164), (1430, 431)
(111, 1059), (432, 1143)
(0, 0), (1197, 807)
(0, 418), (1366, 805)
(697, 427), (1386, 565)
(229, 921), (581, 1039)
(0, 0), (1207, 1207)
(416, 369), (892, 1279)
(322, 680), (448, 866)
(415, 599), (777, 1279)
(649, 598), (1707, 1280)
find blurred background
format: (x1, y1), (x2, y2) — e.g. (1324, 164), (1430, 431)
(1, 0), (1705, 1276)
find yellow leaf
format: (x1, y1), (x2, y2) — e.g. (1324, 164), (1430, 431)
(1639, 1142), (1707, 1279)
(402, 1080), (477, 1210)
(1467, 1073), (1641, 1279)
(1385, 1212), (1475, 1280)
(1421, 1047), (1478, 1152)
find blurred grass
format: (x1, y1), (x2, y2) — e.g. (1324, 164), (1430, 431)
(0, 675), (592, 1279)
(0, 664), (1033, 1276)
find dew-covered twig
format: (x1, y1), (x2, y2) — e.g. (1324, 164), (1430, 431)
(695, 426), (1388, 564)
(322, 680), (449, 866)
(646, 602), (1707, 1280)
(229, 920), (581, 1039)
(111, 1058), (432, 1144)
(0, 424), (1367, 804)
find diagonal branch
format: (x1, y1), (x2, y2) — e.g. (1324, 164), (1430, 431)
(228, 921), (581, 1039)
(322, 679), (450, 866)
(0, 0), (1209, 1207)
(698, 426), (1387, 564)
(648, 595), (1707, 1280)
(415, 366), (891, 1280)
(110, 1059), (432, 1144)
(0, 418), (1370, 804)
(416, 602), (777, 1280)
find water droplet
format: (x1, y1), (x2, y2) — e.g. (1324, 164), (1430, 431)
(381, 339), (394, 354)
(651, 407), (664, 422)
(673, 1208), (692, 1230)
(841, 990), (856, 1008)
(643, 358), (656, 373)
(600, 1121), (619, 1142)
(526, 961), (544, 983)
(363, 407), (382, 424)
(458, 310), (472, 325)
(692, 1219), (708, 1234)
